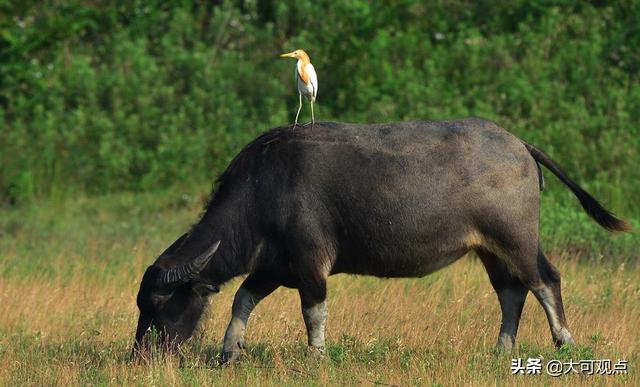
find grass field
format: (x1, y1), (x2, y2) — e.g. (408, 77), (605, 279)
(0, 188), (637, 386)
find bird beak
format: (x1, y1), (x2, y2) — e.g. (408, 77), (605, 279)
(279, 51), (296, 58)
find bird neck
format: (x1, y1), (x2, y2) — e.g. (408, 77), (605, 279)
(297, 52), (310, 65)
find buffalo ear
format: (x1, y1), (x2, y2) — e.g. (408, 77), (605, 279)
(192, 283), (220, 296)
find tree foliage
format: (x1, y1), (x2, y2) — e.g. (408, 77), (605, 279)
(1, 1), (638, 217)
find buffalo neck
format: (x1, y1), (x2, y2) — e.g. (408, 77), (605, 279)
(192, 187), (257, 286)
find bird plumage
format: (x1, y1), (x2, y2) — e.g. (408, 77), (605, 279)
(280, 48), (317, 126)
(297, 62), (317, 102)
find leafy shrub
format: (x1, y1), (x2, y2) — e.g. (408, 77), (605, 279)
(0, 1), (638, 223)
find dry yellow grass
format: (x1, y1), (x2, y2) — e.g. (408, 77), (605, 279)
(0, 248), (637, 386)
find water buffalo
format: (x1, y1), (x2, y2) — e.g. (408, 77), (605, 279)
(131, 118), (629, 362)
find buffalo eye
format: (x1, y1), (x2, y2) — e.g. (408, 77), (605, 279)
(150, 291), (173, 306)
(192, 283), (220, 297)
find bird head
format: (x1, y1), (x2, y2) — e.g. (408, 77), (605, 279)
(279, 49), (310, 62)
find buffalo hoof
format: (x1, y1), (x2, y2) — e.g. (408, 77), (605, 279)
(221, 350), (243, 365)
(220, 339), (246, 365)
(496, 334), (516, 352)
(306, 345), (326, 361)
(553, 328), (576, 348)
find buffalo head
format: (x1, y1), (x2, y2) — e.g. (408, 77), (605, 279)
(131, 240), (221, 360)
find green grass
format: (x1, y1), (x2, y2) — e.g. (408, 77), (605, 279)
(0, 187), (637, 385)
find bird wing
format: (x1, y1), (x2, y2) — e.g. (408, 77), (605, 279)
(306, 63), (318, 99)
(297, 62), (309, 85)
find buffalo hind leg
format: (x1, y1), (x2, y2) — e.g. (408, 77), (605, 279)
(498, 244), (576, 348)
(221, 272), (280, 363)
(477, 249), (528, 351)
(529, 249), (575, 348)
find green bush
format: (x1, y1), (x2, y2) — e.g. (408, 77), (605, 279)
(1, 1), (638, 223)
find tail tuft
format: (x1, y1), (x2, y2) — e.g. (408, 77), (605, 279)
(571, 185), (632, 232)
(523, 142), (632, 233)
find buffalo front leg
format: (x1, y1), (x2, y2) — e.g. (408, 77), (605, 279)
(289, 226), (333, 357)
(301, 298), (327, 352)
(221, 273), (279, 363)
(298, 281), (328, 356)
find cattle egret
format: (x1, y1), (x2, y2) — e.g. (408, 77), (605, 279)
(280, 49), (318, 127)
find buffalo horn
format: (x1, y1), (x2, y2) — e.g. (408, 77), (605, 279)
(157, 240), (221, 289)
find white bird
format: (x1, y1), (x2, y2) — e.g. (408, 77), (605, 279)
(280, 49), (318, 127)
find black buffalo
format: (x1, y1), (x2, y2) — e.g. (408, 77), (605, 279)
(132, 119), (630, 362)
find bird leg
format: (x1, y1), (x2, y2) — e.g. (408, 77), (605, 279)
(294, 93), (302, 129)
(310, 100), (315, 128)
